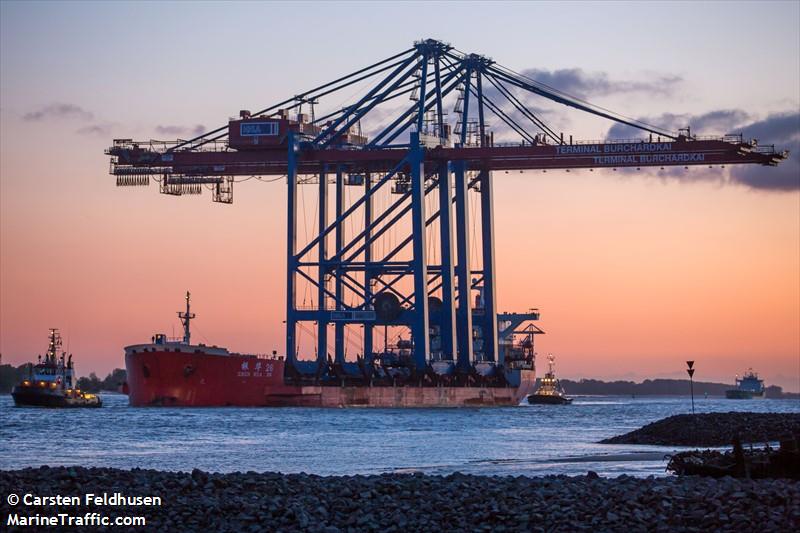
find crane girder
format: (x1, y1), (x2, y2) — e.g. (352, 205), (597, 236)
(107, 136), (786, 179)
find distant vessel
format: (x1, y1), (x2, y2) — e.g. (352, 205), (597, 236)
(11, 329), (102, 408)
(725, 369), (765, 399)
(124, 292), (540, 407)
(527, 354), (572, 405)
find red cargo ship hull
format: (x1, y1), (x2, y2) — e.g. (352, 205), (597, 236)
(125, 345), (535, 407)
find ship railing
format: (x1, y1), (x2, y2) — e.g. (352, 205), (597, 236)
(489, 135), (742, 149)
(31, 374), (60, 382)
(108, 138), (231, 154)
(754, 144), (782, 155)
(238, 353), (285, 361)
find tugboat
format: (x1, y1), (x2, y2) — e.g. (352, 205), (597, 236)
(527, 354), (572, 405)
(725, 369), (765, 399)
(11, 329), (102, 408)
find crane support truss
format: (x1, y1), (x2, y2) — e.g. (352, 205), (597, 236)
(105, 39), (788, 382)
(281, 132), (509, 378)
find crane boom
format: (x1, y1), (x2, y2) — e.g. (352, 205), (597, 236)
(105, 38), (787, 196)
(108, 134), (784, 182)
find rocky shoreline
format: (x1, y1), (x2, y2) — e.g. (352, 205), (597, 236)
(600, 412), (800, 446)
(2, 466), (799, 532)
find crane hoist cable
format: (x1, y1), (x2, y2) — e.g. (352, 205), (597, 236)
(483, 72), (561, 144)
(494, 62), (669, 134)
(169, 47), (417, 152)
(487, 63), (675, 140)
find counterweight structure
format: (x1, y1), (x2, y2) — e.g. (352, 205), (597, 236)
(106, 39), (787, 387)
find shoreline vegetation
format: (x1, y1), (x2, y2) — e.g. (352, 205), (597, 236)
(1, 364), (798, 398)
(558, 378), (798, 399)
(0, 365), (126, 394)
(1, 467), (798, 532)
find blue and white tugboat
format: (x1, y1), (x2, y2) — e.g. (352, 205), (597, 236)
(725, 369), (765, 399)
(527, 354), (573, 405)
(11, 329), (101, 408)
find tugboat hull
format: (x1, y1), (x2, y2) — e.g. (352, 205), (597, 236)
(12, 387), (68, 407)
(11, 386), (102, 408)
(527, 394), (573, 405)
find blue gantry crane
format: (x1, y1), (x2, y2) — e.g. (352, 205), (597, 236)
(106, 39), (787, 388)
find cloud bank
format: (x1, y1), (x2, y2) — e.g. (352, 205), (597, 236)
(518, 68), (682, 99)
(23, 103), (94, 122)
(154, 124), (206, 137)
(730, 112), (800, 191)
(606, 109), (751, 139)
(21, 102), (207, 141)
(607, 110), (799, 191)
(76, 123), (114, 137)
(480, 67), (682, 142)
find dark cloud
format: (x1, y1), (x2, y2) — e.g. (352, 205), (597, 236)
(478, 68), (680, 143)
(737, 112), (800, 143)
(332, 67), (681, 145)
(606, 110), (799, 191)
(730, 112), (800, 191)
(693, 109), (752, 133)
(23, 103), (93, 122)
(519, 68), (682, 99)
(155, 124), (206, 137)
(76, 123), (113, 136)
(478, 83), (572, 142)
(607, 109), (751, 139)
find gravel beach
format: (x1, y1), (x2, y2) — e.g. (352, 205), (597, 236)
(600, 412), (800, 446)
(2, 466), (798, 532)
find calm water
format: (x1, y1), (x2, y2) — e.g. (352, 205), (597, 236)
(1, 394), (797, 477)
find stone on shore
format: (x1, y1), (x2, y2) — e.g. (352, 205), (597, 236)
(2, 466), (799, 532)
(600, 412), (800, 446)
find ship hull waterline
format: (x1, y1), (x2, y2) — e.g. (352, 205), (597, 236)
(725, 390), (765, 400)
(125, 348), (535, 408)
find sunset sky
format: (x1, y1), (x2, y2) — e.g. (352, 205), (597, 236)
(1, 1), (798, 391)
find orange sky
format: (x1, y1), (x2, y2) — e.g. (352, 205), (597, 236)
(1, 127), (798, 389)
(1, 2), (798, 391)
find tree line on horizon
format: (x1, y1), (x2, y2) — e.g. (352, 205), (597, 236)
(558, 378), (791, 398)
(0, 364), (126, 394)
(0, 364), (795, 398)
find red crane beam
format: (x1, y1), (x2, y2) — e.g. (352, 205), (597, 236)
(107, 136), (785, 178)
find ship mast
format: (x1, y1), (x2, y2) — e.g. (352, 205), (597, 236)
(47, 329), (61, 364)
(177, 291), (195, 345)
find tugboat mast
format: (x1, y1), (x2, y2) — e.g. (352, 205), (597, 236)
(177, 291), (195, 345)
(47, 329), (61, 364)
